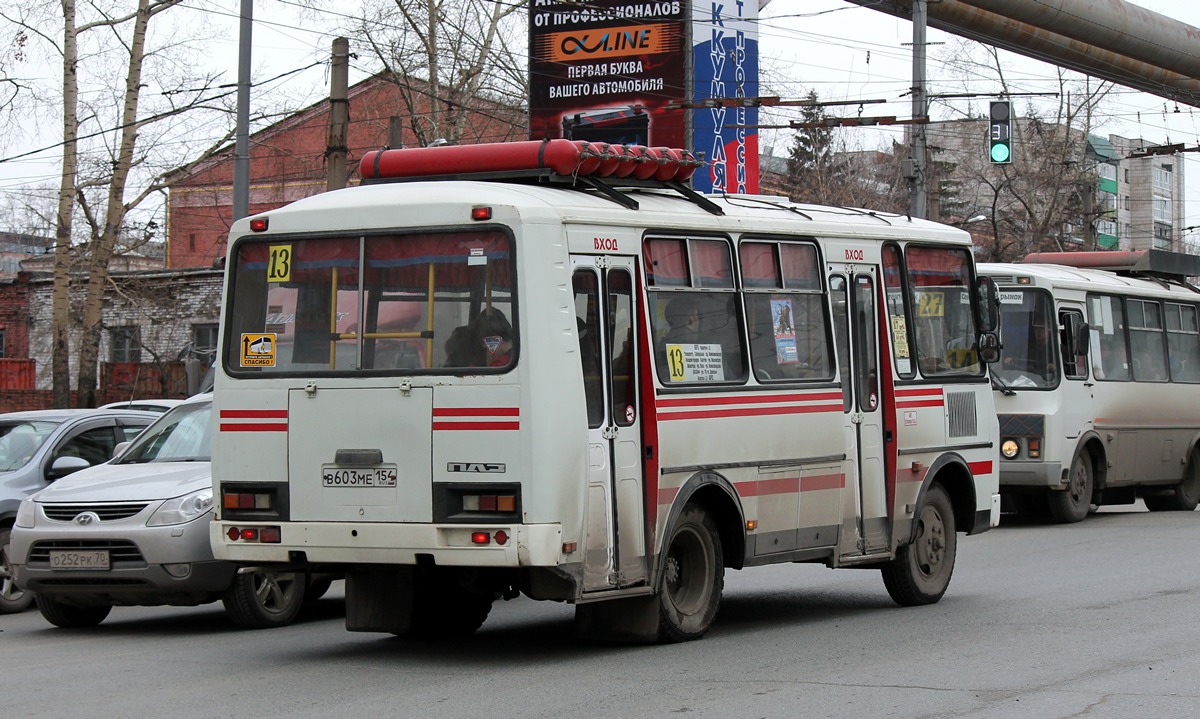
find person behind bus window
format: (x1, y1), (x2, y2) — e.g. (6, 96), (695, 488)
(664, 296), (701, 344)
(474, 307), (514, 367)
(443, 325), (483, 367)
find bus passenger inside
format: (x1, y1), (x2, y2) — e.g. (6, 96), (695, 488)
(443, 325), (483, 367)
(474, 307), (514, 367)
(663, 296), (702, 345)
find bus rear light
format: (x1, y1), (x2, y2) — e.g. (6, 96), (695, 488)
(471, 531), (491, 545)
(471, 206), (492, 221)
(562, 542), (577, 553)
(493, 530), (509, 545)
(259, 526), (282, 543)
(224, 491), (272, 510)
(227, 527), (240, 541)
(249, 217), (269, 232)
(226, 526), (282, 543)
(462, 494), (516, 512)
(240, 528), (259, 541)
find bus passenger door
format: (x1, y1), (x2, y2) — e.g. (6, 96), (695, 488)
(831, 271), (890, 557)
(572, 257), (647, 592)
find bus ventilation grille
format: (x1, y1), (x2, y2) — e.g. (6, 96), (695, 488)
(946, 391), (978, 438)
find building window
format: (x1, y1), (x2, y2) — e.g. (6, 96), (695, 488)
(1153, 196), (1171, 223)
(1153, 166), (1172, 193)
(0, 328), (6, 358)
(192, 323), (219, 360)
(1097, 163), (1116, 181)
(1124, 168), (1130, 183)
(110, 326), (141, 363)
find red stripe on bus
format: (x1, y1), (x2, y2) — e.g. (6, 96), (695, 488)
(969, 460), (994, 475)
(895, 399), (945, 408)
(432, 421), (520, 431)
(220, 423), (288, 432)
(433, 407), (520, 417)
(801, 473), (846, 491)
(657, 392), (844, 408)
(895, 387), (943, 397)
(657, 486), (680, 506)
(658, 404), (843, 421)
(735, 477), (800, 497)
(219, 409), (288, 419)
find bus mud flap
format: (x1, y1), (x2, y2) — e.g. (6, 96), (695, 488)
(574, 594), (659, 643)
(345, 567), (416, 633)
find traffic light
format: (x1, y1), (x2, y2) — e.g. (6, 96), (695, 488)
(989, 100), (1013, 164)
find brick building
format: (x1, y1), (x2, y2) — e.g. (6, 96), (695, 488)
(166, 72), (527, 268)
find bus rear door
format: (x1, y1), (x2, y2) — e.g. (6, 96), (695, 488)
(572, 256), (647, 591)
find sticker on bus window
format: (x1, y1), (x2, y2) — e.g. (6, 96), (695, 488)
(771, 298), (798, 365)
(240, 333), (277, 367)
(917, 291), (945, 318)
(998, 291), (1024, 305)
(266, 245), (292, 282)
(468, 248), (487, 266)
(666, 343), (725, 382)
(890, 316), (909, 358)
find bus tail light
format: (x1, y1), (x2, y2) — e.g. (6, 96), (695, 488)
(226, 525), (282, 543)
(462, 494), (517, 512)
(224, 491), (272, 510)
(471, 531), (491, 545)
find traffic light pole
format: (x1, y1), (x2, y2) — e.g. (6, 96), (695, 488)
(909, 0), (928, 219)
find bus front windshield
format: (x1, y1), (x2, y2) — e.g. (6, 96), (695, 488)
(223, 230), (516, 375)
(994, 289), (1058, 389)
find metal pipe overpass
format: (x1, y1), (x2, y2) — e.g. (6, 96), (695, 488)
(845, 0), (1200, 107)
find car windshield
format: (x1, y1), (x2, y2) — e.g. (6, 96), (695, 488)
(0, 420), (61, 472)
(116, 402), (212, 463)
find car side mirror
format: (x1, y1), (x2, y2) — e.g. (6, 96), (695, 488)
(113, 441), (131, 458)
(48, 455), (91, 480)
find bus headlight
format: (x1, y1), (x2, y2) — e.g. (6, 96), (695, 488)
(1001, 439), (1020, 459)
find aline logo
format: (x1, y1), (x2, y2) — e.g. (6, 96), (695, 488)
(447, 462), (506, 473)
(74, 511), (101, 526)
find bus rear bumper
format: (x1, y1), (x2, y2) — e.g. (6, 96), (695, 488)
(211, 521), (565, 568)
(998, 460), (1063, 489)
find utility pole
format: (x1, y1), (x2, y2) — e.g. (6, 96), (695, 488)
(326, 37), (350, 192)
(909, 0), (928, 219)
(233, 0), (252, 221)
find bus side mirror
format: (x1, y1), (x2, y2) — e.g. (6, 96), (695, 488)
(974, 276), (999, 334)
(1061, 315), (1089, 359)
(977, 331), (1001, 364)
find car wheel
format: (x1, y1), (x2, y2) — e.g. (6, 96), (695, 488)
(881, 483), (957, 606)
(0, 528), (35, 614)
(38, 595), (112, 628)
(222, 571), (305, 629)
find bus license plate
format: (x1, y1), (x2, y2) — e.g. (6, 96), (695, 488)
(322, 465), (399, 488)
(49, 550), (110, 570)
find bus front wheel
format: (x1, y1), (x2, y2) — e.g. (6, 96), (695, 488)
(1144, 454), (1200, 512)
(657, 503), (724, 642)
(882, 483), (956, 606)
(1048, 451), (1093, 523)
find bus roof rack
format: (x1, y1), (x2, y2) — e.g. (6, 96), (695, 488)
(358, 139), (724, 216)
(1021, 249), (1200, 280)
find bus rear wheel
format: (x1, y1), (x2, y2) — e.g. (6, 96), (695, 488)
(657, 504), (723, 642)
(1048, 451), (1093, 523)
(1144, 455), (1200, 512)
(882, 483), (956, 606)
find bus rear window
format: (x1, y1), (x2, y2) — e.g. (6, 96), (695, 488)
(224, 230), (515, 375)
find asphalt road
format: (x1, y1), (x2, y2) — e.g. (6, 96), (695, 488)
(4, 506), (1198, 719)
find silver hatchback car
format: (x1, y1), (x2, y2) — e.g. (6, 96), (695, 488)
(11, 395), (324, 629)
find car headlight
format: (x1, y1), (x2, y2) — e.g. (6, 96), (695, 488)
(147, 489), (214, 527)
(15, 497), (36, 528)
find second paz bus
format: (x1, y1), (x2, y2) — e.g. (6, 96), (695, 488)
(981, 250), (1200, 523)
(210, 140), (1001, 642)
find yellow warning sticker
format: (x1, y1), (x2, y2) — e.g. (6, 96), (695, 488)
(240, 333), (277, 367)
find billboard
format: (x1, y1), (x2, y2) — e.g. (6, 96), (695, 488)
(691, 0), (759, 194)
(529, 0), (688, 148)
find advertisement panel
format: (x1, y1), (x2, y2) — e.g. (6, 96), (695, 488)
(691, 0), (759, 194)
(529, 0), (687, 148)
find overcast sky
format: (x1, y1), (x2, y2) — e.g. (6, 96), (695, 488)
(3, 0), (1199, 229)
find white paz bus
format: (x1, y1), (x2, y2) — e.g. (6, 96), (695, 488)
(980, 250), (1200, 522)
(211, 140), (1002, 642)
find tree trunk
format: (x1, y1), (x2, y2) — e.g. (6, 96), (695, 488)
(75, 0), (156, 406)
(51, 0), (79, 408)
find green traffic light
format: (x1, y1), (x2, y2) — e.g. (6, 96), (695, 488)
(990, 144), (1011, 163)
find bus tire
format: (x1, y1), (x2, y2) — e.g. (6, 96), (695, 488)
(222, 570), (306, 629)
(882, 483), (956, 606)
(404, 570), (493, 639)
(657, 503), (723, 643)
(37, 595), (111, 628)
(1048, 451), (1093, 523)
(1144, 454), (1200, 512)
